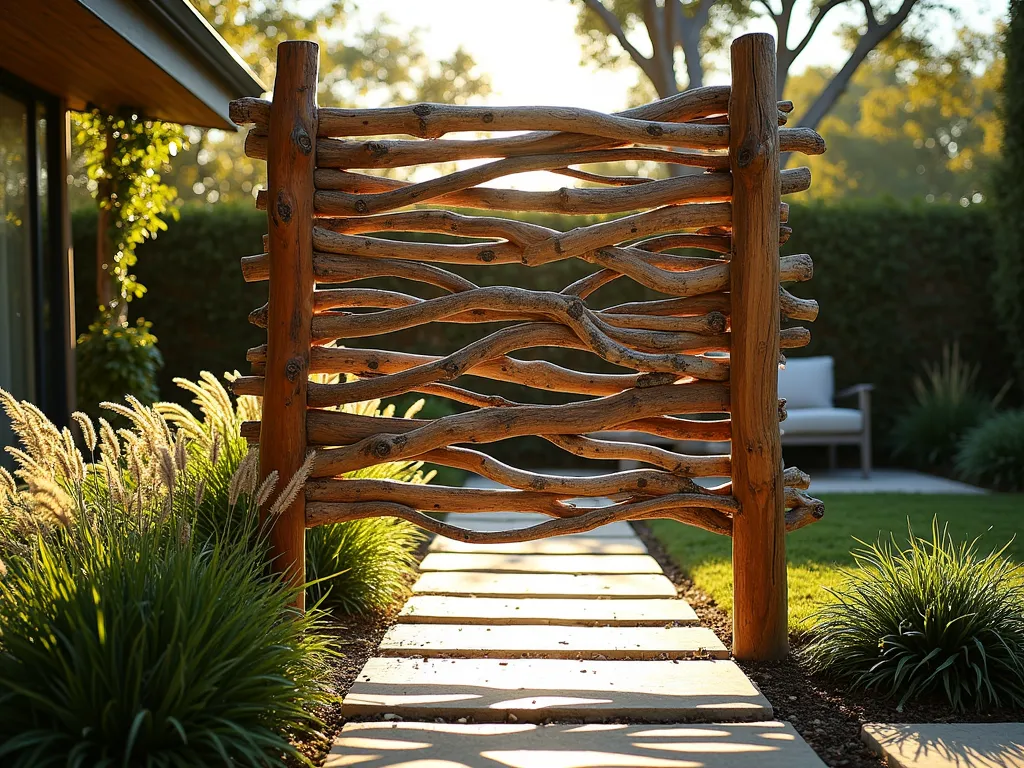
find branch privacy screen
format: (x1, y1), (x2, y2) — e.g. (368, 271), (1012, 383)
(231, 34), (825, 659)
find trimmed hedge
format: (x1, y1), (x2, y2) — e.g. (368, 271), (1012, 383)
(995, 0), (1024, 389)
(72, 200), (1014, 460)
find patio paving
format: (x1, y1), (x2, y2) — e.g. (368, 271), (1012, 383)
(419, 552), (664, 574)
(861, 723), (1024, 768)
(429, 535), (648, 555)
(398, 595), (699, 625)
(333, 510), (825, 764)
(343, 657), (771, 722)
(327, 721), (827, 768)
(379, 623), (728, 659)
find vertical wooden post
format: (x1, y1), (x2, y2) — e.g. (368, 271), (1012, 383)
(729, 33), (788, 660)
(262, 41), (319, 609)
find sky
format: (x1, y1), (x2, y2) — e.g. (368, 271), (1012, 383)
(341, 0), (1007, 114)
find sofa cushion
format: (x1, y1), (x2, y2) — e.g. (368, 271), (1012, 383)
(778, 356), (834, 409)
(782, 407), (862, 436)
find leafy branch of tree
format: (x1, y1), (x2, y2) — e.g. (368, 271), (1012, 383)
(573, 0), (944, 133)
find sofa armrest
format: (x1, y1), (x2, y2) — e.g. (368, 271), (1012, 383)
(836, 383), (873, 422)
(836, 383), (874, 398)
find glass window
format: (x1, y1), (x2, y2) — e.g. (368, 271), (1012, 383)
(0, 91), (36, 467)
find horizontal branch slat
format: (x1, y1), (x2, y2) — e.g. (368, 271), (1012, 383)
(306, 382), (729, 476)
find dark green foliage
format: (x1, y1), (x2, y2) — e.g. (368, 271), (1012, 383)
(956, 410), (1024, 492)
(0, 390), (331, 767)
(72, 200), (1016, 463)
(0, 519), (330, 767)
(802, 520), (1024, 712)
(306, 518), (424, 615)
(71, 205), (268, 400)
(889, 344), (1000, 471)
(994, 0), (1024, 390)
(75, 312), (163, 418)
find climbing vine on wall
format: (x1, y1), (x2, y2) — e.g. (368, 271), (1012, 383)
(73, 110), (188, 415)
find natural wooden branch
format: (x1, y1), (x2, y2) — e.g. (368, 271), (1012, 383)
(305, 479), (578, 516)
(308, 382), (729, 476)
(780, 288), (819, 321)
(308, 287), (732, 342)
(784, 491), (825, 531)
(306, 492), (735, 539)
(245, 343), (687, 398)
(412, 446), (715, 498)
(296, 320), (728, 408)
(314, 104), (731, 148)
(310, 165), (809, 217)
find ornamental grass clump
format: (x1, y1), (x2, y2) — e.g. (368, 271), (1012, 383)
(0, 389), (330, 767)
(802, 519), (1024, 712)
(305, 393), (431, 614)
(955, 410), (1024, 492)
(160, 372), (429, 615)
(890, 343), (1006, 471)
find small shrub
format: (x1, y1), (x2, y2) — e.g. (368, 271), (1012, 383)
(304, 394), (431, 614)
(76, 311), (163, 419)
(955, 410), (1024, 492)
(890, 343), (1004, 470)
(0, 390), (330, 766)
(801, 519), (1024, 712)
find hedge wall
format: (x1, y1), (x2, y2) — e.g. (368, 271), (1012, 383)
(72, 200), (1014, 458)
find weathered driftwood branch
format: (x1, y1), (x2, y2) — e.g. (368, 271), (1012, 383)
(784, 492), (825, 531)
(295, 321), (728, 409)
(310, 165), (808, 217)
(308, 382), (730, 476)
(552, 167), (653, 186)
(406, 448), (716, 498)
(233, 88), (817, 167)
(306, 492), (735, 539)
(316, 104), (732, 147)
(231, 86), (736, 132)
(245, 343), (685, 398)
(305, 479), (578, 515)
(308, 287), (730, 342)
(780, 288), (819, 321)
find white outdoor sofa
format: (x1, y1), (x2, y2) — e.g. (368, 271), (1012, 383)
(778, 356), (873, 478)
(595, 355), (873, 477)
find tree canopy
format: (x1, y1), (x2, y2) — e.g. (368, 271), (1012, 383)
(574, 0), (942, 132)
(789, 27), (1002, 202)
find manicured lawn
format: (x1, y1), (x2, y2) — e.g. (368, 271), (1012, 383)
(650, 493), (1024, 633)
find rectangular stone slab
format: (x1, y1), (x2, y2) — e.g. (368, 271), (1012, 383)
(429, 536), (647, 555)
(342, 657), (771, 722)
(380, 623), (728, 659)
(412, 571), (677, 599)
(861, 723), (1024, 768)
(419, 552), (663, 574)
(451, 517), (636, 538)
(328, 721), (827, 768)
(399, 595), (699, 626)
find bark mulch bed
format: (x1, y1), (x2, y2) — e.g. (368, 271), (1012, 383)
(633, 522), (1020, 768)
(290, 537), (433, 766)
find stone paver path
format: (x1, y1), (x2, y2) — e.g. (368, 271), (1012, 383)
(327, 721), (826, 768)
(332, 511), (826, 766)
(862, 723), (1024, 768)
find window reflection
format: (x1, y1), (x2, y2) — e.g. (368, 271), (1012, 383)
(0, 91), (35, 466)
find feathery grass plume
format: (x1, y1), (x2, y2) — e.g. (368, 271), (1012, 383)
(0, 386), (333, 764)
(802, 518), (1024, 711)
(268, 452), (315, 520)
(71, 411), (97, 453)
